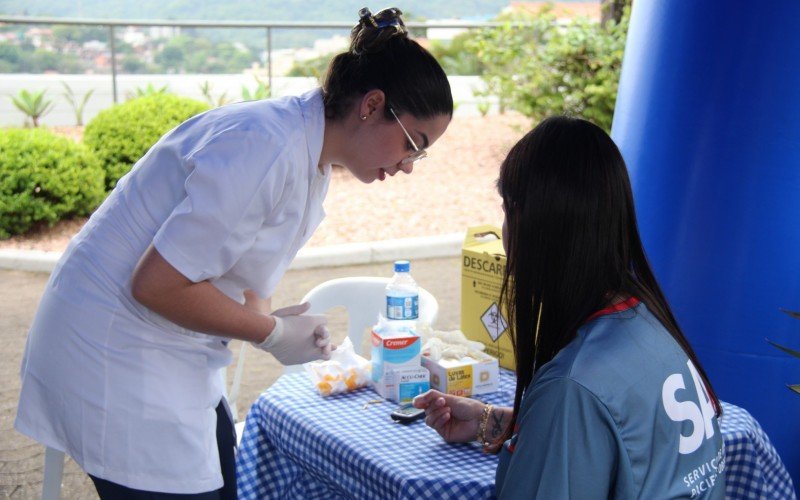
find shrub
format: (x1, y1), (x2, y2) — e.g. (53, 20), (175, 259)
(468, 7), (629, 131)
(84, 94), (209, 190)
(287, 53), (330, 81)
(428, 32), (484, 76)
(0, 128), (105, 238)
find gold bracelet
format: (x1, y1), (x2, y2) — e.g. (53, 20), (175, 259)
(476, 403), (494, 449)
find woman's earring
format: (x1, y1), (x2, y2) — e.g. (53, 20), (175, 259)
(360, 115), (367, 121)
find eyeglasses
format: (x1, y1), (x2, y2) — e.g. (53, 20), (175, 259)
(389, 107), (427, 165)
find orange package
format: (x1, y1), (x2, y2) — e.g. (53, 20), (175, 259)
(305, 337), (371, 397)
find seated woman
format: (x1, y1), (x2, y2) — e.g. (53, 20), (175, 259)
(414, 116), (725, 499)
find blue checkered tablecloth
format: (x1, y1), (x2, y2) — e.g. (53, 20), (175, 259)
(237, 370), (796, 499)
(719, 402), (796, 499)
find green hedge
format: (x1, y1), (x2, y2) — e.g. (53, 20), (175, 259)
(0, 128), (105, 238)
(84, 94), (209, 190)
(468, 8), (629, 131)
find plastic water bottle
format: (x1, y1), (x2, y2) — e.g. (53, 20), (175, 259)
(385, 260), (419, 325)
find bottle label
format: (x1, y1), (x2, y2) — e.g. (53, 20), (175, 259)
(387, 295), (419, 320)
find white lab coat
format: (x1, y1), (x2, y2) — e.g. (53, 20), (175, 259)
(15, 89), (330, 493)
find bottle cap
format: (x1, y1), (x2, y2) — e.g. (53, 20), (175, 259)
(394, 260), (410, 272)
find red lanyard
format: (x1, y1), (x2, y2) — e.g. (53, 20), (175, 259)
(584, 296), (640, 324)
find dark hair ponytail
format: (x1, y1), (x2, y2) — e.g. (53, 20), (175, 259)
(322, 7), (453, 121)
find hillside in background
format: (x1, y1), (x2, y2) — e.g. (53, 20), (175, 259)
(2, 0), (511, 23)
(2, 1), (600, 50)
(2, 0), (528, 50)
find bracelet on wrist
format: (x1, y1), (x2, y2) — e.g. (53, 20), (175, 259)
(476, 403), (494, 452)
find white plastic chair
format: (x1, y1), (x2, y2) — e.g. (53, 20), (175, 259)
(227, 344), (247, 423)
(228, 277), (439, 443)
(228, 344), (248, 444)
(41, 446), (64, 500)
(43, 278), (439, 483)
(300, 277), (439, 357)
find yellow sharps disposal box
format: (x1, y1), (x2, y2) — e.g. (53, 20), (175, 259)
(460, 225), (514, 370)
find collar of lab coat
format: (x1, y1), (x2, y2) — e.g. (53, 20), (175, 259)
(299, 88), (326, 177)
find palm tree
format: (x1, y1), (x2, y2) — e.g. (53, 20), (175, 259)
(10, 89), (55, 128)
(61, 82), (94, 126)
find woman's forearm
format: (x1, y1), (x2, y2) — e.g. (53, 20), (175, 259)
(131, 245), (275, 343)
(487, 406), (514, 445)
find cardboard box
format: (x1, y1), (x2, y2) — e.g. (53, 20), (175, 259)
(392, 366), (431, 402)
(372, 366), (430, 403)
(421, 351), (499, 397)
(461, 225), (515, 370)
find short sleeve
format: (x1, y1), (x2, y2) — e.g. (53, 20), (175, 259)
(497, 377), (620, 499)
(153, 129), (289, 283)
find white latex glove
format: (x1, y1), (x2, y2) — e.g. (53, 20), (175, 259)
(272, 302), (333, 354)
(252, 303), (330, 365)
(270, 302), (310, 317)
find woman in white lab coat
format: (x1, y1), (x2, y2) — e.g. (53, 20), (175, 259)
(15, 7), (452, 498)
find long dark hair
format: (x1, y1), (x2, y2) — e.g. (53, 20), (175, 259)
(497, 116), (721, 445)
(322, 7), (453, 121)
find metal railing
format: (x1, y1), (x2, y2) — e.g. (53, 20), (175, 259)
(0, 15), (506, 103)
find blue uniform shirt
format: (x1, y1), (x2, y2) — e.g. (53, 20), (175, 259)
(495, 300), (725, 499)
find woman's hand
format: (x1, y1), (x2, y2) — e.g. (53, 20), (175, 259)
(252, 308), (331, 365)
(243, 296), (334, 364)
(413, 390), (486, 443)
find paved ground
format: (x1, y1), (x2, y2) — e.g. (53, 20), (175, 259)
(0, 257), (463, 498)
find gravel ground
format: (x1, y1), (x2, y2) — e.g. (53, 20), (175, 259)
(0, 113), (530, 252)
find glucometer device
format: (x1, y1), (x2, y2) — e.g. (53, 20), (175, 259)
(390, 402), (425, 423)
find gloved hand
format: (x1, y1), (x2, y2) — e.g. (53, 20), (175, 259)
(272, 302), (333, 353)
(252, 302), (331, 365)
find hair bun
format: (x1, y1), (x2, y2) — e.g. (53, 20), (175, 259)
(351, 7), (408, 55)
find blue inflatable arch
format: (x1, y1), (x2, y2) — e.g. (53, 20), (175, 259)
(611, 0), (800, 484)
